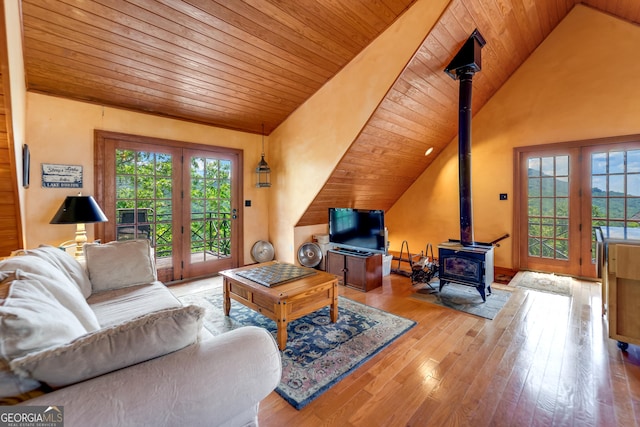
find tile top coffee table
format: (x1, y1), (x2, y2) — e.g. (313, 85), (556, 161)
(219, 261), (339, 350)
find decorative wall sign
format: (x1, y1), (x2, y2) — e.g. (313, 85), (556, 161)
(41, 164), (83, 188)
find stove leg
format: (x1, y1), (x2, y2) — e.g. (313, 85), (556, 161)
(439, 280), (447, 292)
(477, 286), (487, 302)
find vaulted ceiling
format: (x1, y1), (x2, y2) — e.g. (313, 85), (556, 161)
(20, 1), (640, 226)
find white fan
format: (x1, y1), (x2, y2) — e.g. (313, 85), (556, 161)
(251, 240), (275, 263)
(297, 242), (322, 268)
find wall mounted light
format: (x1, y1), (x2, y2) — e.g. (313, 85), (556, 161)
(256, 123), (271, 188)
(425, 147), (434, 156)
(50, 193), (108, 259)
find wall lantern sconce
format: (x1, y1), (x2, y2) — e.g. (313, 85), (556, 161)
(50, 193), (108, 259)
(256, 123), (271, 188)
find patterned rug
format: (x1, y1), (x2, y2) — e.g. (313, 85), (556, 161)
(510, 270), (572, 296)
(178, 290), (415, 410)
(410, 281), (512, 320)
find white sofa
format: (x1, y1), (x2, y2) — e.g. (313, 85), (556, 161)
(0, 240), (282, 427)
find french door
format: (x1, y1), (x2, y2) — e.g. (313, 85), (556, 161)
(516, 137), (640, 278)
(517, 148), (582, 276)
(182, 149), (239, 278)
(95, 131), (243, 282)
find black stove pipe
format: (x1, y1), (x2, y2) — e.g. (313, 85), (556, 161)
(444, 29), (486, 247)
(458, 71), (474, 246)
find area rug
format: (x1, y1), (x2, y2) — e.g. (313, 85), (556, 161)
(410, 281), (512, 320)
(510, 270), (571, 296)
(178, 290), (415, 410)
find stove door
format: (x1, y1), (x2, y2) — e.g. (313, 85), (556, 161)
(439, 248), (484, 285)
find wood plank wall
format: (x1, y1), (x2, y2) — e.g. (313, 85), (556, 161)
(0, 12), (24, 256)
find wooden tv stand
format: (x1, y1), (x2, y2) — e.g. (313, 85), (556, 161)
(326, 249), (382, 292)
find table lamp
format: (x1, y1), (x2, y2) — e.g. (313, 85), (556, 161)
(50, 194), (108, 259)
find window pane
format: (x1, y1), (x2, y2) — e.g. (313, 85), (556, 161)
(529, 218), (541, 237)
(205, 159), (219, 180)
(541, 157), (554, 176)
(556, 240), (569, 260)
(556, 177), (568, 197)
(541, 221), (554, 238)
(626, 200), (640, 221)
(609, 151), (625, 174)
(528, 238), (540, 256)
(628, 174), (640, 196)
(557, 219), (569, 239)
(541, 177), (554, 197)
(609, 175), (624, 195)
(528, 158), (541, 177)
(528, 178), (540, 197)
(592, 152), (607, 174)
(192, 177), (205, 199)
(541, 198), (555, 216)
(542, 239), (555, 258)
(592, 176), (606, 196)
(137, 152), (154, 175)
(116, 176), (134, 199)
(116, 150), (135, 174)
(592, 198), (606, 219)
(628, 150), (640, 173)
(156, 178), (172, 199)
(556, 198), (568, 217)
(556, 156), (569, 176)
(609, 198), (624, 219)
(136, 176), (154, 199)
(190, 157), (204, 178)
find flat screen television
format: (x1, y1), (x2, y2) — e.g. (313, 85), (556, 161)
(328, 208), (386, 254)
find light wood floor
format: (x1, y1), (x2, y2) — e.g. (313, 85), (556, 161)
(170, 273), (640, 427)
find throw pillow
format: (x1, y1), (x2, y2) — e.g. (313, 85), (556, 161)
(28, 245), (93, 299)
(0, 256), (100, 332)
(11, 305), (205, 388)
(84, 240), (157, 292)
(0, 278), (88, 360)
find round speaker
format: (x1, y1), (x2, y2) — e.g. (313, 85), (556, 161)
(297, 242), (322, 268)
(251, 240), (275, 263)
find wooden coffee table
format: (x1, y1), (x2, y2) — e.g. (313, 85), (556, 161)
(219, 261), (339, 350)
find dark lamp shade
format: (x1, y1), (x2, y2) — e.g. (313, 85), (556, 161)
(50, 196), (108, 224)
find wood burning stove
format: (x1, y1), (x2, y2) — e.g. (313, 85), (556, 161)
(438, 242), (494, 301)
(437, 30), (500, 302)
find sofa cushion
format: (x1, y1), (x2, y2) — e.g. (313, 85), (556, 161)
(22, 245), (93, 299)
(84, 240), (157, 292)
(10, 305), (205, 388)
(0, 257), (100, 332)
(0, 277), (89, 360)
(88, 282), (183, 327)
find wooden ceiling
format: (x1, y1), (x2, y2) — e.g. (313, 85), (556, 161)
(21, 0), (417, 135)
(20, 1), (640, 226)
